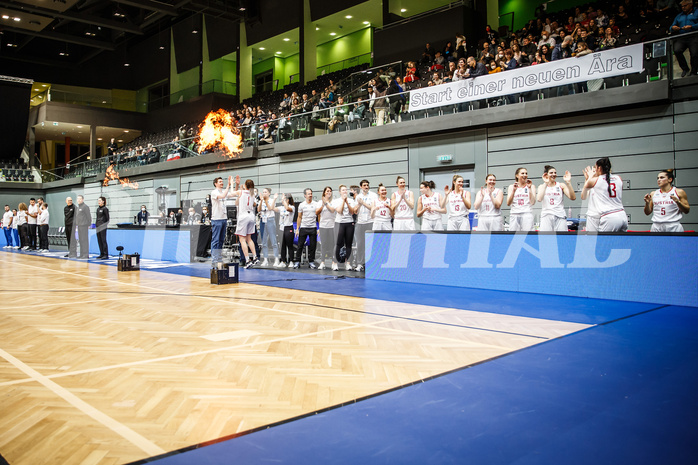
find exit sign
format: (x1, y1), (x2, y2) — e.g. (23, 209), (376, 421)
(437, 155), (453, 163)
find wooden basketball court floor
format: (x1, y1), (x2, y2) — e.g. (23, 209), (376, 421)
(0, 250), (695, 464)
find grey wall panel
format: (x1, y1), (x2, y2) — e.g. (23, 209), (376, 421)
(674, 113), (698, 133)
(675, 150), (698, 169)
(675, 132), (698, 151)
(488, 117), (674, 153)
(673, 100), (698, 115)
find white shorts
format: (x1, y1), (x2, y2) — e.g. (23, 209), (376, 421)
(447, 216), (470, 231)
(651, 221), (684, 233)
(477, 216), (502, 231)
(599, 211), (628, 232)
(421, 217), (443, 231)
(540, 215), (567, 232)
(393, 218), (415, 231)
(585, 215), (600, 232)
(372, 221), (392, 231)
(235, 214), (256, 236)
(509, 212), (534, 232)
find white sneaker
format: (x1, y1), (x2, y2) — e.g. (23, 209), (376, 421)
(273, 258), (281, 267)
(287, 262), (294, 268)
(355, 264), (364, 272)
(261, 258), (269, 266)
(317, 262), (326, 270)
(331, 263), (338, 271)
(345, 262), (352, 271)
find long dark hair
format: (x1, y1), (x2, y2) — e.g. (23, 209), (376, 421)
(596, 157), (613, 196)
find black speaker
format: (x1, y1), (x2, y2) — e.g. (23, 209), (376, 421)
(210, 263), (239, 285)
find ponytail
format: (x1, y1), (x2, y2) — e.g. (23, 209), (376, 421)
(596, 157), (613, 196)
(661, 169), (675, 185)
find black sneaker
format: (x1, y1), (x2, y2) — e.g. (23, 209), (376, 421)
(244, 261), (254, 269)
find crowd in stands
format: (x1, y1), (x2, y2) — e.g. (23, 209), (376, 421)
(83, 0), (693, 173)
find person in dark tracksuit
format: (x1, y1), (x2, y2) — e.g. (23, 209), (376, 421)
(75, 195), (92, 259)
(96, 196), (109, 259)
(64, 197), (77, 258)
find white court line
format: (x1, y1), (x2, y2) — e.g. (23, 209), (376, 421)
(0, 347), (165, 456)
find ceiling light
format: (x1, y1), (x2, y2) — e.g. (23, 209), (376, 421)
(159, 45), (165, 50)
(401, 8), (407, 12)
(363, 21), (370, 25)
(77, 125), (83, 128)
(118, 140), (123, 142)
(283, 38), (290, 41)
(42, 84), (47, 87)
(315, 27), (319, 30)
(239, 7), (246, 11)
(97, 138), (103, 141)
(192, 29), (198, 34)
(345, 15), (352, 19)
(53, 122), (58, 126)
(124, 63), (130, 67)
(330, 32), (336, 36)
(1, 15), (9, 20)
(275, 51), (281, 54)
(12, 17), (20, 22)
(34, 89), (39, 91)
(259, 47), (265, 50)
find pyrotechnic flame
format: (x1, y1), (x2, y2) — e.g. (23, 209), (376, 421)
(197, 109), (243, 157)
(103, 165), (139, 189)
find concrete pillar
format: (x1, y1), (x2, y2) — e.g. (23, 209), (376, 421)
(89, 125), (96, 161)
(238, 23), (253, 100)
(301, 0), (317, 85)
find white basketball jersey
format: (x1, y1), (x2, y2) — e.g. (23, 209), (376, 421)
(541, 182), (566, 218)
(373, 198), (392, 223)
(393, 190), (413, 219)
(238, 190), (255, 216)
(510, 185), (532, 214)
(479, 188), (501, 217)
(652, 187), (682, 223)
(593, 174), (624, 215)
(421, 192), (441, 221)
(447, 191), (468, 218)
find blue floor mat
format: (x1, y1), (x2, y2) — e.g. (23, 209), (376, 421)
(144, 304), (698, 465)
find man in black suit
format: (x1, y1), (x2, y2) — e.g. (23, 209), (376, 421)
(64, 196), (77, 258)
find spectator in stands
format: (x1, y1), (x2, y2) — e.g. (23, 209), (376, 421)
(372, 80), (389, 126)
(453, 58), (468, 80)
(146, 144), (161, 164)
(512, 43), (526, 65)
(574, 7), (585, 23)
(443, 41), (454, 62)
(522, 35), (537, 57)
(431, 51), (446, 71)
(431, 72), (443, 86)
(137, 205), (149, 225)
(421, 43), (436, 64)
(532, 51), (548, 65)
(485, 25), (499, 44)
(573, 41), (592, 57)
(488, 59), (502, 74)
(387, 79), (406, 123)
(503, 49), (518, 69)
(565, 16), (576, 33)
(657, 0), (678, 12)
(455, 34), (467, 60)
(479, 41), (493, 62)
(290, 97), (303, 114)
(552, 36), (574, 60)
(538, 30), (555, 49)
(302, 94), (313, 113)
(444, 71), (454, 82)
(346, 97), (366, 123)
(672, 0), (698, 77)
(540, 44), (552, 61)
(107, 138), (118, 164)
(598, 28), (618, 50)
(465, 56), (488, 78)
(616, 5), (630, 26)
(328, 96), (349, 131)
(596, 9), (609, 27)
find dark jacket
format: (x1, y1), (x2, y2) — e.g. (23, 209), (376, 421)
(96, 206), (110, 226)
(75, 203), (91, 226)
(64, 204), (76, 226)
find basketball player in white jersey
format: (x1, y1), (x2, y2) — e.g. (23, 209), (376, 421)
(581, 167), (600, 232)
(643, 169), (690, 232)
(583, 157), (628, 232)
(506, 167), (536, 231)
(235, 179), (260, 267)
(473, 174), (503, 231)
(391, 176), (415, 230)
(417, 180), (445, 231)
(371, 184), (394, 230)
(441, 174), (471, 231)
(536, 165), (576, 231)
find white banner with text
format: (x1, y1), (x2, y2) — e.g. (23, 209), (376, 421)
(408, 44), (644, 111)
